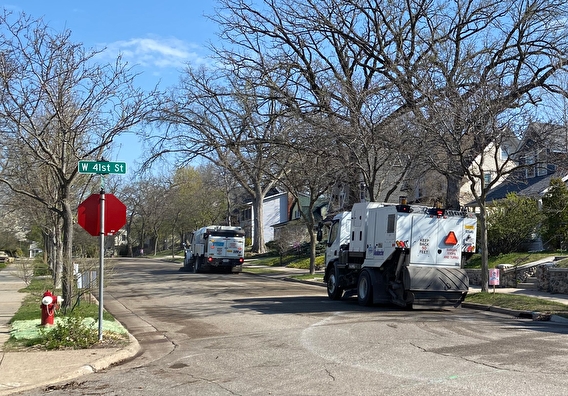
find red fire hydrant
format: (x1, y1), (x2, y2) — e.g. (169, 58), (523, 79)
(40, 290), (62, 326)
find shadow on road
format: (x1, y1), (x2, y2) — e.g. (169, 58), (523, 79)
(231, 295), (399, 315)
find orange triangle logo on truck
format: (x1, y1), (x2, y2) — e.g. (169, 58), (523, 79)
(445, 231), (458, 245)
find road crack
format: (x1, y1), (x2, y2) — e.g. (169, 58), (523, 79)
(410, 342), (521, 372)
(325, 367), (336, 381)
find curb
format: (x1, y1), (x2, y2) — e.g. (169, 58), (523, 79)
(550, 315), (568, 323)
(462, 302), (534, 317)
(279, 276), (326, 288)
(48, 333), (141, 388)
(462, 302), (568, 323)
(90, 332), (141, 372)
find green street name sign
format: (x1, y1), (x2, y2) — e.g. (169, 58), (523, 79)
(78, 160), (127, 175)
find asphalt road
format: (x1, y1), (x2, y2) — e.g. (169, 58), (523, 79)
(17, 257), (568, 395)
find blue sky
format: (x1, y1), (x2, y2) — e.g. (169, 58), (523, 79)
(6, 1), (221, 171)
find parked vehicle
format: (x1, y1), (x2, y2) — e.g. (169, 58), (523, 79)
(183, 226), (245, 273)
(0, 251), (14, 263)
(319, 199), (477, 308)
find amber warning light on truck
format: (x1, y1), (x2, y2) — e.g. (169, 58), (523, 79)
(427, 207), (446, 217)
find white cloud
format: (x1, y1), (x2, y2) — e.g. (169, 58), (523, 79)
(97, 36), (208, 70)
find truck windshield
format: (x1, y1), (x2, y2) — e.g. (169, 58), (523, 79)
(328, 221), (339, 246)
(206, 230), (245, 238)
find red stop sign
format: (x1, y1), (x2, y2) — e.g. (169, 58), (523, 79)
(77, 193), (127, 236)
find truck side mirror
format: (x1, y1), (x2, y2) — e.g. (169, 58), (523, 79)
(316, 222), (323, 242)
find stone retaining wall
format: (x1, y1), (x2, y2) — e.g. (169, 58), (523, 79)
(467, 259), (568, 295)
(500, 263), (539, 287)
(466, 264), (538, 287)
(466, 269), (482, 286)
(537, 266), (568, 294)
(464, 267), (525, 287)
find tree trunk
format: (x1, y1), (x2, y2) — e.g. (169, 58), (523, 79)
(172, 228), (176, 258)
(53, 221), (63, 290)
(308, 227), (317, 275)
(61, 199), (74, 309)
(445, 172), (463, 209)
(251, 197), (266, 253)
(43, 229), (51, 270)
(305, 208), (318, 275)
(139, 228), (146, 255)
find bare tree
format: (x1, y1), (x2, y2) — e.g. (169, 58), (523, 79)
(151, 66), (293, 253)
(117, 178), (145, 257)
(131, 176), (171, 255)
(169, 165), (229, 246)
(215, 0), (568, 208)
(0, 11), (156, 305)
(213, 0), (422, 207)
(404, 0), (568, 206)
(271, 120), (344, 273)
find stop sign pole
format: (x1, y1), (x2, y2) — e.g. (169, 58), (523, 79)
(77, 160), (127, 340)
(98, 190), (105, 341)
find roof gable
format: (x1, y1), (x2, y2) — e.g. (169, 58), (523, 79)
(480, 172), (561, 204)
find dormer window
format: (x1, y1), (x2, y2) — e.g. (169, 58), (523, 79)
(500, 145), (510, 160)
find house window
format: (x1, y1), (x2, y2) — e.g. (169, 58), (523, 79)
(525, 154), (536, 178)
(240, 207), (252, 222)
(535, 149), (547, 176)
(500, 145), (509, 160)
(484, 172), (492, 185)
(526, 167), (536, 178)
(294, 209), (301, 219)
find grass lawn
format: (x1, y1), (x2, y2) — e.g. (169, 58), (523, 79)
(465, 252), (562, 269)
(246, 252), (324, 268)
(6, 276), (129, 350)
(242, 267), (284, 275)
(466, 292), (568, 317)
(243, 252), (324, 280)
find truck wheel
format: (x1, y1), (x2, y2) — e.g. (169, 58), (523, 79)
(358, 270), (373, 306)
(193, 256), (201, 274)
(327, 265), (343, 300)
(184, 256), (194, 272)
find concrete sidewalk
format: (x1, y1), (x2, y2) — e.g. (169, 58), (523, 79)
(0, 266), (26, 348)
(0, 265), (140, 396)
